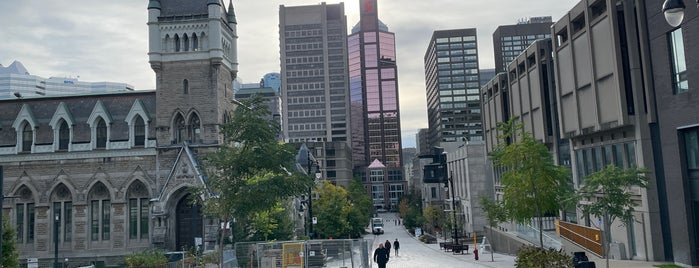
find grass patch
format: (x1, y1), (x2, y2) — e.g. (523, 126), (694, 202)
(654, 265), (683, 268)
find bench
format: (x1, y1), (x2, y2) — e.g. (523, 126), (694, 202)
(442, 242), (454, 252)
(452, 244), (468, 255)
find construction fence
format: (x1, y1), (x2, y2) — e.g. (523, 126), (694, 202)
(233, 239), (370, 268)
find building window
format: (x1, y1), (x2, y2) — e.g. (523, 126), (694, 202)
(174, 34), (180, 52)
(134, 116), (145, 146)
(668, 28), (688, 94)
(183, 34), (189, 51)
(188, 113), (201, 143)
(127, 180), (150, 240)
(22, 123), (32, 152)
(51, 184), (72, 244)
(15, 186), (34, 244)
(96, 118), (107, 149)
(59, 120), (69, 150)
(89, 183), (111, 241)
(174, 114), (186, 144)
(192, 33), (198, 51)
(183, 79), (189, 94)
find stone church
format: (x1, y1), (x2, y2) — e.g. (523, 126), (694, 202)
(0, 0), (238, 265)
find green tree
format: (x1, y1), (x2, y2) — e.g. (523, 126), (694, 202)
(576, 165), (647, 268)
(2, 218), (19, 268)
(314, 181), (350, 238)
(480, 196), (507, 261)
(399, 198), (425, 230)
(346, 178), (372, 238)
(423, 205), (445, 235)
(248, 201), (295, 241)
(198, 96), (313, 262)
(490, 119), (571, 248)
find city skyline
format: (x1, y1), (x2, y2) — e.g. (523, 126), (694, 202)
(0, 0), (579, 148)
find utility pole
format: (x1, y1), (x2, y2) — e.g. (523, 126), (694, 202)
(446, 171), (458, 245)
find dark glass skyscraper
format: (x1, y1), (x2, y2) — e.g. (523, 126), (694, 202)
(349, 0), (405, 210)
(424, 29), (482, 148)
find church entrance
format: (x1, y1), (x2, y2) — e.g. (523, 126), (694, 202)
(175, 194), (203, 251)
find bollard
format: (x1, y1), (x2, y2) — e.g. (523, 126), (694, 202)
(474, 248), (479, 261)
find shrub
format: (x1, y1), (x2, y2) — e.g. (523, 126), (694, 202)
(124, 249), (168, 268)
(515, 245), (572, 268)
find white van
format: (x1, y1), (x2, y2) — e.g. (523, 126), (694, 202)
(371, 217), (384, 234)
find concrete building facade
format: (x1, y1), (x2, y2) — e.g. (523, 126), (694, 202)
(279, 3), (351, 144)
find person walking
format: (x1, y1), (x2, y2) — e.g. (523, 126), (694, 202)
(384, 240), (391, 253)
(373, 243), (390, 268)
(393, 239), (400, 257)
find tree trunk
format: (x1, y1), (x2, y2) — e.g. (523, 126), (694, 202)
(489, 227), (494, 262)
(604, 213), (611, 268)
(220, 218), (227, 267)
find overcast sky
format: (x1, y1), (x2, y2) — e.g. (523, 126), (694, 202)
(0, 0), (579, 148)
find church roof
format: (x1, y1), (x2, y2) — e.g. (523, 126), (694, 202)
(368, 159), (385, 168)
(159, 0), (214, 16)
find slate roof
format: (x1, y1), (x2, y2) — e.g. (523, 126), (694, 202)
(0, 91), (156, 147)
(159, 0), (218, 17)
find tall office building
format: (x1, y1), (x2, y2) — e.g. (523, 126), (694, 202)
(492, 16), (553, 73)
(279, 3), (354, 187)
(424, 29), (482, 148)
(348, 0), (405, 210)
(279, 3), (350, 144)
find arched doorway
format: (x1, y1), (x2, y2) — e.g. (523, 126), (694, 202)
(175, 194), (202, 251)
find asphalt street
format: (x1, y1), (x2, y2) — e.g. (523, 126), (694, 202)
(365, 213), (517, 268)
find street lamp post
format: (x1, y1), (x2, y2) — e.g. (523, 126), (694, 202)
(445, 171), (458, 246)
(306, 150), (320, 240)
(662, 0), (699, 26)
(54, 212), (60, 268)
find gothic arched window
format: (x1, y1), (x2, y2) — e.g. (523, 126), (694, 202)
(192, 33), (198, 51)
(89, 182), (110, 241)
(183, 79), (189, 94)
(51, 183), (73, 244)
(183, 34), (189, 51)
(59, 120), (70, 150)
(188, 113), (201, 143)
(96, 118), (107, 149)
(127, 181), (149, 240)
(174, 114), (186, 144)
(15, 185), (35, 244)
(21, 122), (33, 152)
(134, 116), (145, 147)
(174, 34), (180, 52)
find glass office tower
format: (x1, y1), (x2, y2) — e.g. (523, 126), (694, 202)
(424, 29), (482, 148)
(349, 0), (405, 210)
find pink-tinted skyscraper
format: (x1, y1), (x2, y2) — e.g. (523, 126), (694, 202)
(349, 0), (405, 210)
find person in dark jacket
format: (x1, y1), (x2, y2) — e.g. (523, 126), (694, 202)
(384, 239), (391, 252)
(393, 239), (400, 256)
(374, 243), (390, 268)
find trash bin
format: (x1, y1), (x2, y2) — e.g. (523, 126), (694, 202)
(572, 252), (589, 268)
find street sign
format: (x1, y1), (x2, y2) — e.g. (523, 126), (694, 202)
(312, 217), (318, 224)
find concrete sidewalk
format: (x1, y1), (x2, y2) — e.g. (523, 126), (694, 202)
(422, 236), (669, 268)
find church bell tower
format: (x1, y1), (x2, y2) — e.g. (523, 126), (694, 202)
(147, 0), (238, 147)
